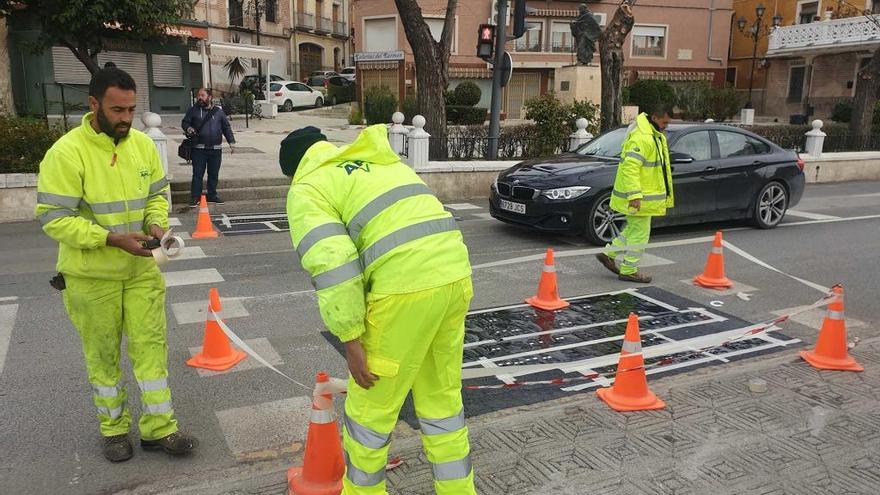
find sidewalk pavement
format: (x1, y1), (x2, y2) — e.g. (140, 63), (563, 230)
(143, 336), (880, 495)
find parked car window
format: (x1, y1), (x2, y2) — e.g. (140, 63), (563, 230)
(576, 128), (628, 158)
(717, 131), (769, 158)
(341, 68), (355, 75)
(671, 131), (712, 161)
(286, 83), (297, 90)
(294, 83), (312, 92)
(270, 83), (282, 91)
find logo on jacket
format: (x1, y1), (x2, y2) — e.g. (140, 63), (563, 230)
(139, 168), (150, 179)
(338, 160), (371, 175)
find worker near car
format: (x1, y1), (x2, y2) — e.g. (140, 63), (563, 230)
(280, 125), (477, 495)
(596, 102), (675, 283)
(35, 67), (197, 462)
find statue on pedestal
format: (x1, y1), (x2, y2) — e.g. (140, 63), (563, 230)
(571, 4), (602, 65)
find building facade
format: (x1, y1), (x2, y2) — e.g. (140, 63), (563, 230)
(731, 0), (880, 119)
(352, 0), (733, 118)
(292, 0), (353, 81)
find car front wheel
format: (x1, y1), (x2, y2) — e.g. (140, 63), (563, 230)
(753, 181), (788, 229)
(315, 97), (323, 108)
(585, 191), (626, 246)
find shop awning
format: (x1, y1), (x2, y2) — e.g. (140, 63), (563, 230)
(208, 42), (276, 60)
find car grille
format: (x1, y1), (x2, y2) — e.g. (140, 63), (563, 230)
(497, 182), (537, 200)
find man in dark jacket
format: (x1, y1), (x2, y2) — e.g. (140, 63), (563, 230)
(181, 88), (235, 206)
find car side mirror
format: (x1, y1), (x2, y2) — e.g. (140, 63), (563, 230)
(671, 152), (694, 164)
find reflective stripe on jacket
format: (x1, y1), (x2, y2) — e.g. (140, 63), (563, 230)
(35, 112), (170, 280)
(286, 125), (472, 342)
(609, 112), (675, 217)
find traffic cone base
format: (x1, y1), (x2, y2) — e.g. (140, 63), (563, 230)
(799, 350), (863, 372)
(597, 386), (666, 412)
(186, 347), (247, 371)
(526, 248), (570, 311)
(693, 231), (733, 289)
(287, 467), (342, 495)
(192, 194), (219, 239)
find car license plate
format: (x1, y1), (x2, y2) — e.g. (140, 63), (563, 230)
(499, 199), (526, 214)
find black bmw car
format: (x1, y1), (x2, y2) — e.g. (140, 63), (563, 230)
(489, 123), (806, 245)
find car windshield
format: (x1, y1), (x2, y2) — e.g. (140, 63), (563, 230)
(576, 128), (629, 158)
(341, 68), (354, 74)
(311, 72), (324, 76)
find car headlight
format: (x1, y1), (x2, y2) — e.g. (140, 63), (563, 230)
(491, 177), (498, 192)
(540, 186), (591, 200)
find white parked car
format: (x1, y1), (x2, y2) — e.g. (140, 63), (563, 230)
(268, 81), (325, 112)
(340, 67), (356, 82)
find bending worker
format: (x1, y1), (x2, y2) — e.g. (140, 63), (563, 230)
(35, 67), (196, 462)
(281, 125), (476, 495)
(596, 102), (675, 283)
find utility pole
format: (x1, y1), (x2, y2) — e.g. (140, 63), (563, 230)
(487, 0), (508, 160)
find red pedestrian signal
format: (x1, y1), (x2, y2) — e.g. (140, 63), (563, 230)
(477, 24), (496, 60)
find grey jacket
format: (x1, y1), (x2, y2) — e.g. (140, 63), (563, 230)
(181, 105), (236, 150)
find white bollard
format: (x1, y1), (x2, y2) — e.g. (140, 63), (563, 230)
(407, 115), (430, 169)
(804, 119), (826, 157)
(569, 117), (594, 151)
(142, 112), (172, 211)
(740, 108), (755, 125)
(389, 112), (408, 156)
(704, 118), (715, 123)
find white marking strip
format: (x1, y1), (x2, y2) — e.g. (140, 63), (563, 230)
(168, 218), (182, 227)
(785, 210), (840, 220)
(0, 304), (17, 375)
(723, 241), (829, 293)
(222, 214), (232, 228)
(189, 337), (283, 377)
(473, 213), (495, 220)
(0, 297), (18, 303)
(172, 298), (250, 325)
(467, 289), (631, 315)
(628, 289), (680, 311)
(473, 236), (715, 270)
(780, 213), (880, 227)
(164, 268), (224, 288)
(445, 203), (482, 210)
(175, 246), (207, 260)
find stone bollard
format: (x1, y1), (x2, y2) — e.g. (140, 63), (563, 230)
(569, 118), (594, 151)
(142, 112), (172, 211)
(388, 112), (408, 156)
(407, 115), (430, 169)
(805, 119), (826, 157)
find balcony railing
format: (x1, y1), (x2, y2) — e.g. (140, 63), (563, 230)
(317, 16), (332, 33)
(550, 41), (572, 53)
(297, 12), (315, 30)
(768, 15), (880, 54)
(513, 40), (543, 52)
(333, 21), (347, 36)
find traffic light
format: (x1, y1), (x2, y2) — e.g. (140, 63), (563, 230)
(512, 0), (527, 38)
(477, 24), (495, 60)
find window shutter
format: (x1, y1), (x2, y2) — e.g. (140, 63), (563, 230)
(152, 54), (183, 87)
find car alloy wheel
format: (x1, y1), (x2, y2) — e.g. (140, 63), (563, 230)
(587, 191), (626, 246)
(755, 181), (787, 229)
(282, 100), (293, 112)
(330, 96), (337, 106)
(315, 97), (323, 107)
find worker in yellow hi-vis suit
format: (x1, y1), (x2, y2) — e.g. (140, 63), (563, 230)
(281, 125), (476, 495)
(35, 68), (196, 462)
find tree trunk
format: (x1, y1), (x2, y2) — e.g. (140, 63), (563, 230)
(64, 42), (101, 75)
(850, 45), (880, 143)
(394, 0), (457, 158)
(598, 2), (635, 132)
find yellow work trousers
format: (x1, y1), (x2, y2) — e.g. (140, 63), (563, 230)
(62, 265), (178, 440)
(342, 277), (476, 495)
(604, 215), (652, 275)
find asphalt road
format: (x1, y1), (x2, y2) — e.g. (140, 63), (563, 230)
(0, 180), (878, 494)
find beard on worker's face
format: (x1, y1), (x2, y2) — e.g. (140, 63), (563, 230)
(96, 106), (131, 140)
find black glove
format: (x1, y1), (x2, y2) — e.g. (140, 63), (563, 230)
(50, 273), (65, 291)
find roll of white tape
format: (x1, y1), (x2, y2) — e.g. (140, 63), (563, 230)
(152, 228), (186, 266)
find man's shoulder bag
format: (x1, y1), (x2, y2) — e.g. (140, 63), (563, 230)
(177, 108), (217, 161)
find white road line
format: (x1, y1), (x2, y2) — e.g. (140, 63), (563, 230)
(628, 289), (680, 311)
(473, 213), (495, 220)
(172, 297), (250, 325)
(445, 203), (482, 210)
(0, 304), (18, 375)
(0, 297), (19, 303)
(174, 246), (207, 260)
(467, 288), (631, 315)
(164, 268), (224, 288)
(780, 213), (880, 228)
(189, 337), (283, 377)
(786, 210), (840, 220)
(168, 218), (182, 227)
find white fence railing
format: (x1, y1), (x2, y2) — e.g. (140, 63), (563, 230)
(768, 15), (880, 54)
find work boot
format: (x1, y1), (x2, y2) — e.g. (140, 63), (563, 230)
(618, 272), (652, 284)
(595, 253), (620, 275)
(103, 434), (133, 462)
(140, 431), (198, 455)
(206, 195), (225, 204)
(188, 198), (199, 208)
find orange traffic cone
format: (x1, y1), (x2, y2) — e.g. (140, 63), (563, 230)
(693, 231), (733, 289)
(186, 288), (247, 371)
(800, 285), (863, 372)
(526, 248), (570, 311)
(597, 313), (665, 412)
(287, 372), (345, 495)
(191, 194), (218, 239)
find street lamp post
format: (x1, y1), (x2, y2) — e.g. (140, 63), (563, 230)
(737, 4), (782, 109)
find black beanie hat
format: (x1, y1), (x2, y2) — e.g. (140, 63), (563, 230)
(279, 126), (327, 177)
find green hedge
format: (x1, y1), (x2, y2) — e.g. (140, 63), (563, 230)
(364, 85), (398, 125)
(446, 106), (487, 125)
(452, 82), (482, 107)
(0, 116), (64, 174)
(626, 80), (675, 115)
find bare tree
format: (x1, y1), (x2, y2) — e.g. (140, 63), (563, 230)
(393, 0), (457, 143)
(599, 1), (636, 132)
